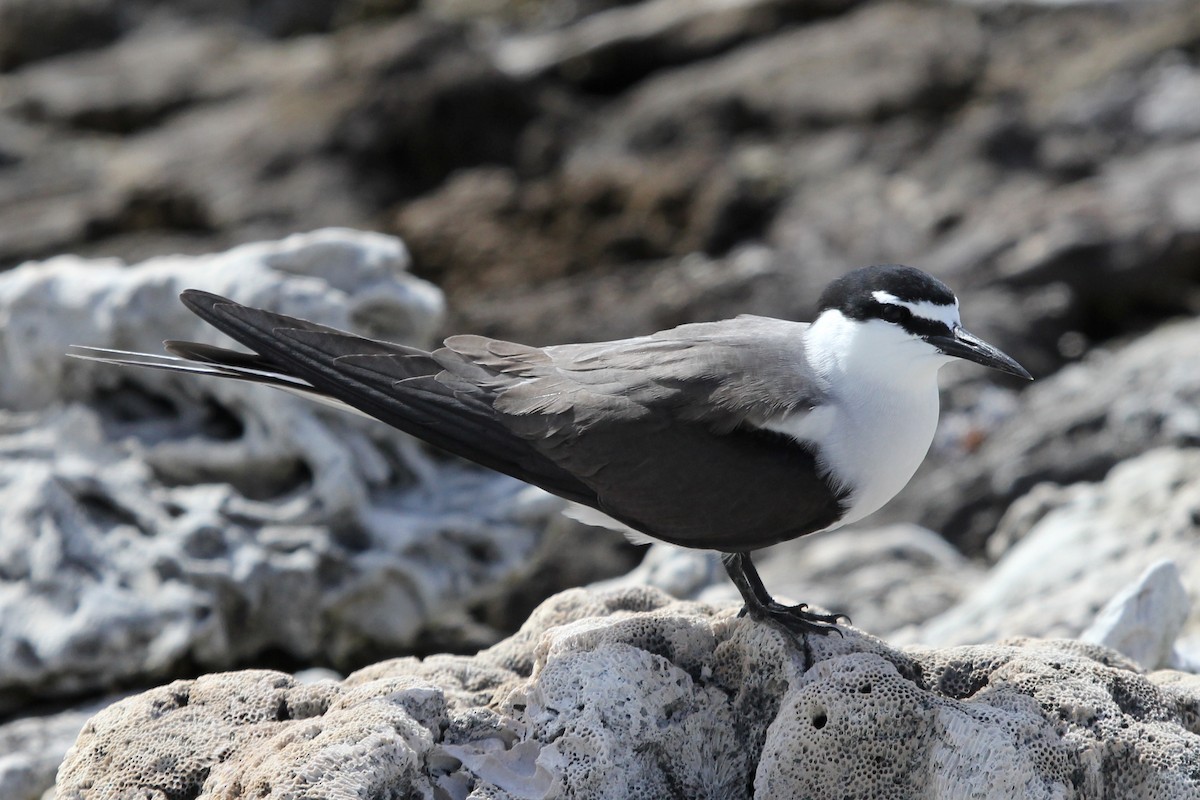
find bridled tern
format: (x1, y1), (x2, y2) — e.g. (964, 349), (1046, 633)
(70, 264), (1032, 638)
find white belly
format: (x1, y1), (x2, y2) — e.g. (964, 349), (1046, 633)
(763, 384), (941, 529)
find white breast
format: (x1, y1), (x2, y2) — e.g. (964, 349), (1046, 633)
(762, 310), (950, 530)
(766, 384), (939, 528)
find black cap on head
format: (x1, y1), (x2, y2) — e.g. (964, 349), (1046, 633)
(818, 265), (956, 318)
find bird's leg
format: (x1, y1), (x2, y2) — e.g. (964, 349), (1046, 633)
(720, 552), (847, 637)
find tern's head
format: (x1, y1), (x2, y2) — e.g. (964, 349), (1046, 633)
(815, 265), (1031, 380)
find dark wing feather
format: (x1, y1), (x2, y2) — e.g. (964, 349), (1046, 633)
(173, 291), (598, 505)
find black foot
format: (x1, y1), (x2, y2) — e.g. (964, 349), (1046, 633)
(720, 552), (852, 652)
(738, 601), (849, 637)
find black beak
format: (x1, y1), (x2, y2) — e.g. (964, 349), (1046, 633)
(925, 326), (1032, 380)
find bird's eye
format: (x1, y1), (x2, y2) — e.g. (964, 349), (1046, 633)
(879, 305), (905, 323)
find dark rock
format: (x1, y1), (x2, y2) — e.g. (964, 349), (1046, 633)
(9, 26), (242, 134)
(0, 0), (124, 71)
(135, 0), (418, 37)
(396, 146), (785, 313)
(443, 245), (799, 345)
(492, 0), (861, 94)
(333, 19), (541, 205)
(585, 2), (985, 151)
(0, 17), (551, 268)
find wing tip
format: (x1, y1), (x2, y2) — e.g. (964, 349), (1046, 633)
(179, 289), (235, 316)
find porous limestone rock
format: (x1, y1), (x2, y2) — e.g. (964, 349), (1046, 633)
(0, 230), (631, 717)
(55, 586), (1200, 799)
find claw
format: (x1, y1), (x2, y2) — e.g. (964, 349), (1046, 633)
(720, 552), (849, 647)
(739, 601), (847, 638)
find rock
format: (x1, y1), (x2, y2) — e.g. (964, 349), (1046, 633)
(395, 149), (788, 335)
(0, 22), (362, 267)
(590, 3), (985, 149)
(0, 0), (123, 71)
(491, 0), (858, 93)
(0, 230), (634, 717)
(908, 448), (1200, 651)
(0, 16), (544, 269)
(1136, 63), (1200, 139)
(429, 0), (632, 30)
(174, 0), (418, 37)
(0, 695), (123, 800)
(1081, 559), (1191, 671)
(55, 586), (1200, 798)
(8, 26), (244, 135)
(333, 18), (540, 204)
(602, 523), (979, 637)
(595, 542), (725, 602)
(883, 317), (1200, 553)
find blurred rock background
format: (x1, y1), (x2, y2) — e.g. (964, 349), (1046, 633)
(0, 0), (1199, 797)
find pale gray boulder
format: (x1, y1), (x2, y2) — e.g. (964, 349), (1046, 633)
(1082, 559), (1192, 672)
(55, 586), (1200, 799)
(889, 293), (1200, 557)
(0, 230), (631, 716)
(0, 694), (124, 800)
(909, 447), (1200, 663)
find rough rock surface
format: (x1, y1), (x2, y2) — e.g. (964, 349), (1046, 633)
(55, 586), (1200, 799)
(0, 230), (632, 717)
(908, 447), (1200, 660)
(1082, 560), (1192, 672)
(0, 694), (123, 800)
(884, 316), (1200, 553)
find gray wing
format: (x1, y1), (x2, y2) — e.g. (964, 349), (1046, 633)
(439, 316), (821, 432)
(437, 317), (846, 549)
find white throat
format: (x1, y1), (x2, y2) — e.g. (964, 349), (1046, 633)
(765, 309), (951, 528)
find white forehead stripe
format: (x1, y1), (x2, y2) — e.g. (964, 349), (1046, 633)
(872, 290), (960, 328)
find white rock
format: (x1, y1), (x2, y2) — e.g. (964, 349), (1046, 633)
(0, 694), (123, 800)
(910, 448), (1200, 649)
(0, 231), (620, 716)
(53, 586), (1200, 799)
(1081, 559), (1191, 670)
